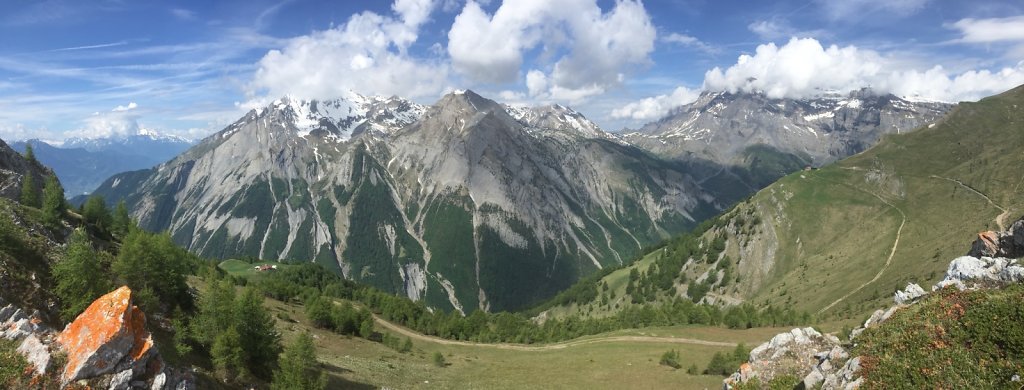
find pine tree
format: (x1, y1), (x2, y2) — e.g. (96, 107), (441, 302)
(111, 200), (132, 237)
(271, 332), (327, 390)
(192, 278), (237, 345)
(82, 195), (111, 232)
(211, 326), (248, 383)
(52, 229), (111, 321)
(23, 143), (36, 164)
(113, 230), (191, 312)
(234, 287), (282, 378)
(20, 174), (39, 208)
(41, 175), (64, 227)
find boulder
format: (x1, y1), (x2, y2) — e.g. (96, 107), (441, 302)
(56, 286), (156, 384)
(1011, 220), (1024, 250)
(969, 231), (1001, 257)
(894, 283), (925, 305)
(17, 334), (51, 374)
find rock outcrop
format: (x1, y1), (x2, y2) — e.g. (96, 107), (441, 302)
(56, 285), (158, 385)
(724, 327), (841, 387)
(967, 220), (1024, 258)
(0, 137), (55, 203)
(1, 296), (56, 376)
(2, 287), (193, 389)
(932, 256), (1024, 291)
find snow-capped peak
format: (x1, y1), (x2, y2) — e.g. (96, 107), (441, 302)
(504, 103), (613, 140)
(257, 91), (426, 141)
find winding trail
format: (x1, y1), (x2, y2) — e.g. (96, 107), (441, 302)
(817, 183), (907, 315)
(929, 175), (1010, 230)
(372, 314), (737, 351)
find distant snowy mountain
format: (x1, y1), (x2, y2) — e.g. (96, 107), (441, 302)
(12, 130), (194, 196)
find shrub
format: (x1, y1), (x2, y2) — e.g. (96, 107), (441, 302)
(659, 349), (681, 369)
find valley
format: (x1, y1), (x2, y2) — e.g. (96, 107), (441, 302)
(263, 291), (791, 390)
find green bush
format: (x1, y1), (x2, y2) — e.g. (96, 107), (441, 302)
(659, 349), (681, 369)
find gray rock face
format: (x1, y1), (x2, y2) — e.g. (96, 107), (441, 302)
(623, 89), (951, 167)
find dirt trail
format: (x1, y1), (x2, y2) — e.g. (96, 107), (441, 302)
(817, 184), (906, 315)
(372, 315), (737, 351)
(929, 175), (1010, 230)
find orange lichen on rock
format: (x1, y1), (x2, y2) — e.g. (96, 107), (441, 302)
(55, 286), (155, 384)
(973, 231), (1000, 256)
(128, 306), (153, 361)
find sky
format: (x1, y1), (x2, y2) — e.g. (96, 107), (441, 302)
(1, 0), (1023, 143)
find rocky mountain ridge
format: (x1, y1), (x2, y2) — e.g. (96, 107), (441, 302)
(623, 89), (952, 167)
(90, 89), (720, 313)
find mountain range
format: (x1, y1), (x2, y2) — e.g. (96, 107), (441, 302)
(546, 84), (1024, 325)
(90, 90), (722, 312)
(88, 88), (950, 313)
(12, 132), (193, 197)
(625, 89), (950, 184)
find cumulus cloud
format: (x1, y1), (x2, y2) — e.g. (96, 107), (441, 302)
(611, 86), (701, 121)
(249, 0), (448, 101)
(66, 108), (143, 139)
(703, 37), (1024, 102)
(704, 38), (883, 98)
(448, 0), (655, 103)
(948, 16), (1024, 43)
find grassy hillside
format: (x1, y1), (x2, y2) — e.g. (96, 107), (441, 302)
(856, 284), (1024, 387)
(543, 84), (1024, 323)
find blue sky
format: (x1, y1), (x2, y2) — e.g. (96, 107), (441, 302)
(1, 0), (1022, 143)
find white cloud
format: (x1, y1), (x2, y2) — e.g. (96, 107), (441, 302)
(525, 69), (547, 97)
(393, 0), (436, 29)
(882, 62), (1024, 102)
(249, 0), (448, 101)
(748, 20), (789, 40)
(611, 86), (700, 121)
(703, 37), (1024, 102)
(112, 102), (137, 112)
(747, 19), (827, 40)
(0, 124), (58, 143)
(816, 0), (929, 21)
(949, 16), (1024, 43)
(704, 38), (883, 99)
(661, 33), (717, 54)
(66, 110), (143, 139)
(447, 0), (655, 103)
